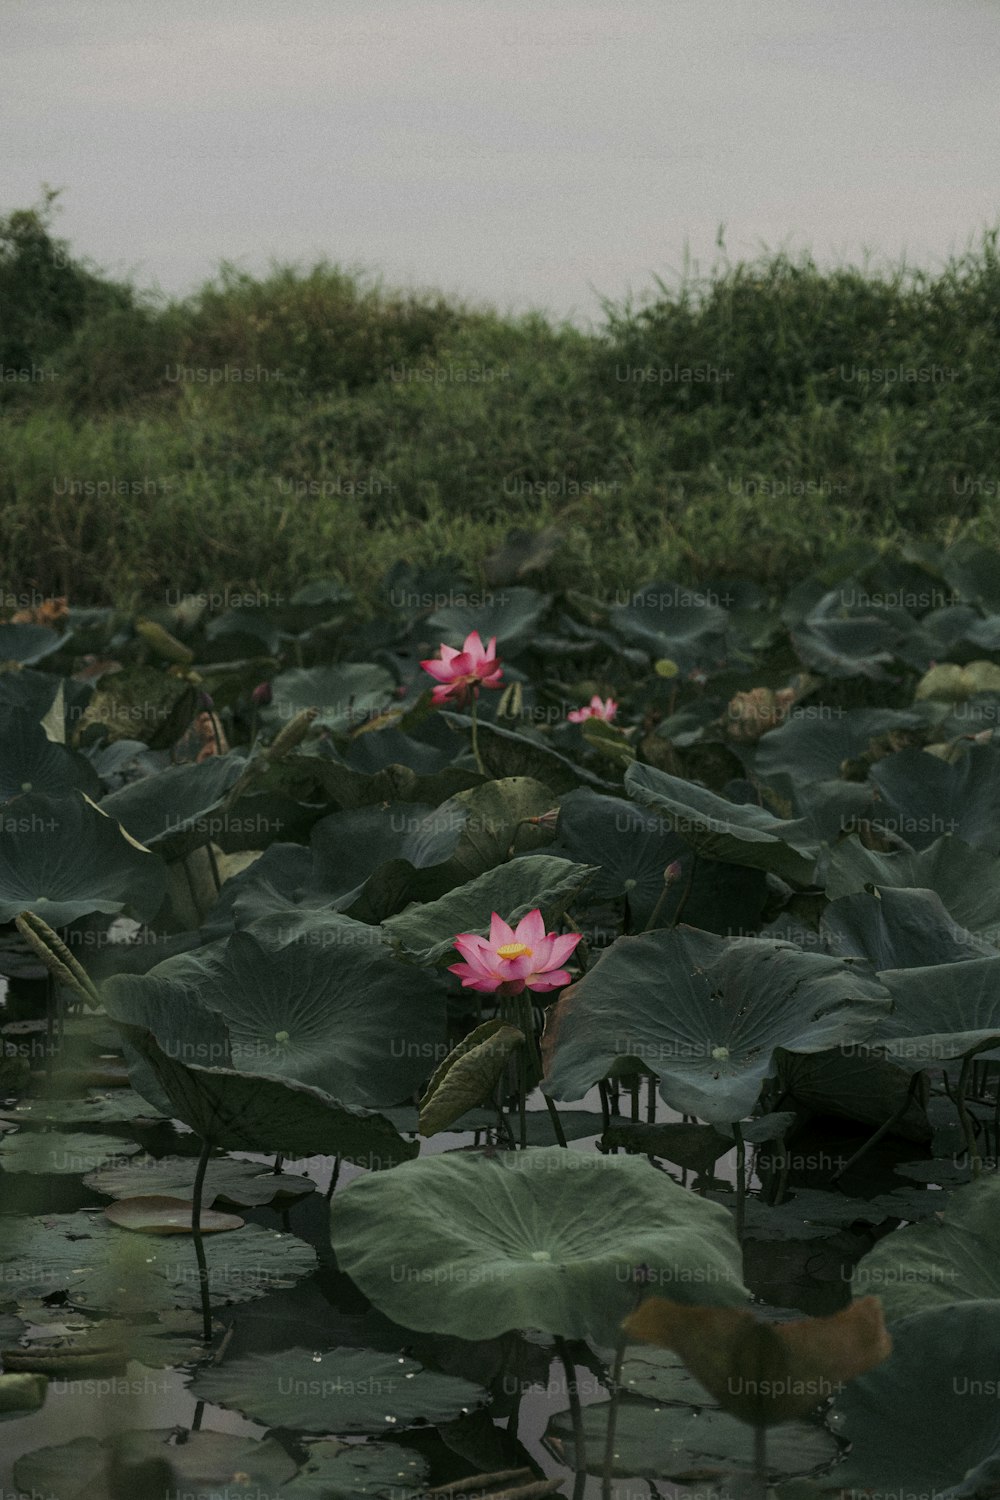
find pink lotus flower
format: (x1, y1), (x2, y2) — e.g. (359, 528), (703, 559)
(420, 630), (504, 707)
(567, 695), (618, 724)
(449, 909), (582, 995)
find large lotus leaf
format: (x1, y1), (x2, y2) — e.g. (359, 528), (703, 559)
(426, 586), (550, 655)
(74, 667), (198, 748)
(752, 707), (925, 787)
(780, 1049), (931, 1141)
(100, 754), (248, 859)
(294, 754), (483, 812)
(0, 623), (63, 664)
(102, 970), (233, 1114)
(418, 1019), (525, 1137)
(381, 854), (595, 963)
(0, 792), (166, 925)
(265, 663), (396, 734)
(874, 957), (1000, 1064)
(943, 539), (1000, 614)
(275, 1439), (428, 1500)
(107, 924), (447, 1105)
(438, 713), (614, 793)
(114, 1024), (418, 1168)
(0, 1210), (316, 1314)
(609, 580), (730, 670)
(85, 1154), (315, 1207)
(0, 1130), (140, 1175)
(12, 1429), (297, 1500)
(821, 887), (997, 970)
(329, 1147), (749, 1346)
(791, 594), (901, 679)
(824, 835), (1000, 940)
(199, 843), (318, 937)
(828, 1302), (1000, 1495)
(852, 1177), (1000, 1319)
(308, 800), (463, 896)
(542, 928), (892, 1125)
(544, 1397), (837, 1481)
(869, 743), (1000, 853)
(0, 705), (100, 803)
(624, 762), (819, 884)
(191, 1347), (486, 1434)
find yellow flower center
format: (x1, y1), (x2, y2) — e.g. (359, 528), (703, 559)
(496, 942), (532, 960)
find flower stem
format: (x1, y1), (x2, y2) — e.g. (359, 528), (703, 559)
(470, 691), (485, 774)
(555, 1336), (587, 1497)
(191, 1136), (214, 1343)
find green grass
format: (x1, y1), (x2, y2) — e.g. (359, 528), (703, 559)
(2, 194), (999, 606)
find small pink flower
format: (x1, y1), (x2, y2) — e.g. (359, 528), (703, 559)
(449, 909), (582, 996)
(420, 630), (504, 707)
(567, 695), (618, 724)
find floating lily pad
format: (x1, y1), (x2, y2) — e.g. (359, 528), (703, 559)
(13, 1430), (297, 1500)
(86, 1154), (315, 1207)
(275, 1439), (428, 1500)
(191, 1347), (486, 1434)
(330, 1147), (748, 1346)
(381, 854), (595, 964)
(0, 791), (166, 926)
(0, 1089), (164, 1127)
(0, 1130), (140, 1175)
(104, 1196), (245, 1234)
(545, 1397), (837, 1481)
(624, 762), (819, 884)
(0, 1211), (317, 1313)
(542, 928), (891, 1124)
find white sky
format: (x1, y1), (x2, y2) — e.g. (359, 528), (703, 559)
(3, 0), (1000, 322)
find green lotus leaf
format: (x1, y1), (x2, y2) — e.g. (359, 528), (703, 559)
(427, 586), (549, 654)
(438, 713), (615, 793)
(419, 1019), (524, 1137)
(0, 791), (166, 926)
(106, 922), (447, 1106)
(275, 1439), (427, 1500)
(0, 705), (100, 803)
(869, 743), (1000, 854)
(13, 1430), (297, 1500)
(824, 834), (1000, 940)
(0, 1131), (140, 1175)
(780, 1049), (931, 1141)
(829, 1301), (1000, 1495)
(111, 1024), (418, 1168)
(544, 1397), (837, 1480)
(329, 1147), (749, 1345)
(265, 663), (396, 734)
(0, 1210), (317, 1314)
(100, 754), (248, 859)
(874, 957), (1000, 1065)
(609, 580), (730, 670)
(752, 706), (925, 787)
(0, 1088), (164, 1127)
(852, 1177), (1000, 1319)
(85, 1154), (315, 1207)
(381, 854), (595, 964)
(540, 787), (767, 933)
(821, 887), (996, 970)
(624, 762), (819, 884)
(542, 928), (891, 1124)
(791, 597), (900, 680)
(191, 1347), (486, 1434)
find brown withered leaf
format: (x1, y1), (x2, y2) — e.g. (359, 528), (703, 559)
(623, 1296), (891, 1426)
(9, 596), (69, 627)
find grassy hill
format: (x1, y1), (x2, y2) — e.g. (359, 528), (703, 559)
(3, 192), (999, 606)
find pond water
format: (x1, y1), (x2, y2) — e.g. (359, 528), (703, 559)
(4, 0), (1000, 319)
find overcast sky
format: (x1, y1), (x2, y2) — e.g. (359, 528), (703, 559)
(4, 0), (1000, 322)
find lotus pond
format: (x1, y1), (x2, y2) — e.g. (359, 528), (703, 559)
(5, 545), (1000, 1497)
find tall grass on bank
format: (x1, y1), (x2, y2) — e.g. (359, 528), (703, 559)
(2, 195), (998, 605)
